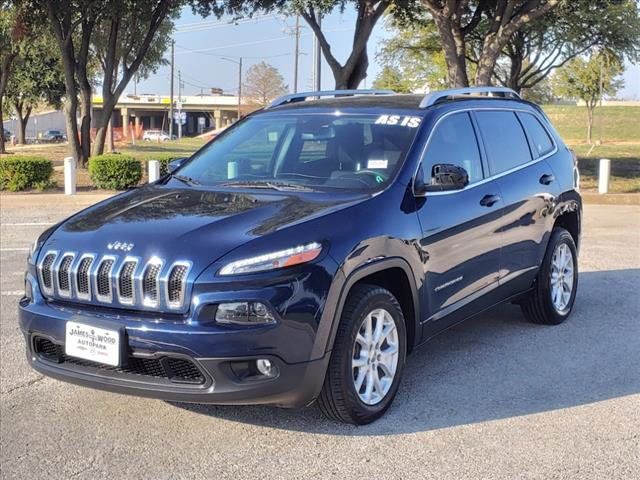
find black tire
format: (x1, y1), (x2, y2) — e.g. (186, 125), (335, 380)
(520, 227), (578, 325)
(317, 284), (407, 424)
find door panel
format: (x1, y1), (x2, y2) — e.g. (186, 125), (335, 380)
(417, 182), (504, 335)
(414, 111), (503, 337)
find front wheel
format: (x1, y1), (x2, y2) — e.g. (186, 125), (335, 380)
(317, 284), (406, 424)
(520, 227), (578, 325)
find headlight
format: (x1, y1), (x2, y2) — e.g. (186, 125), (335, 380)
(218, 242), (322, 276)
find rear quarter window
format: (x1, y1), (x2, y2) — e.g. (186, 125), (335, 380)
(475, 110), (532, 175)
(518, 112), (555, 158)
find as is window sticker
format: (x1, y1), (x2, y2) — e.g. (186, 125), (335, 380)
(375, 115), (421, 128)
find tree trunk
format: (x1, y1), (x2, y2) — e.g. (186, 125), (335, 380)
(78, 85), (92, 166)
(433, 16), (469, 87)
(92, 96), (117, 155)
(0, 97), (5, 154)
(475, 35), (503, 86)
(586, 105), (594, 144)
(18, 110), (30, 144)
(507, 53), (523, 93)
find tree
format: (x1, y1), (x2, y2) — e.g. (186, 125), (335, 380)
(90, 2), (177, 155)
(376, 15), (450, 91)
(372, 66), (413, 92)
(420, 0), (560, 87)
(243, 62), (288, 107)
(5, 31), (65, 143)
(193, 1), (418, 90)
(552, 51), (624, 144)
(492, 0), (640, 93)
(25, 0), (182, 166)
(0, 5), (28, 153)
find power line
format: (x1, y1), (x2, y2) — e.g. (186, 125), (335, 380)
(174, 27), (350, 56)
(175, 15), (280, 33)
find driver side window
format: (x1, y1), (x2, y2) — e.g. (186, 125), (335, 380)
(422, 112), (484, 184)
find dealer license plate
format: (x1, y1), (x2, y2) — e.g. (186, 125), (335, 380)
(65, 322), (120, 366)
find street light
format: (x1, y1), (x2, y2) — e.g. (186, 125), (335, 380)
(221, 57), (243, 122)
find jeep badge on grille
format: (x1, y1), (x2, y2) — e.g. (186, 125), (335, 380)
(107, 241), (134, 252)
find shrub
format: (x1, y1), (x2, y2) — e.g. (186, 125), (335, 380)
(88, 154), (142, 190)
(0, 156), (53, 192)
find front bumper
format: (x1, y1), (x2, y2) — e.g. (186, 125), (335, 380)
(18, 272), (332, 408)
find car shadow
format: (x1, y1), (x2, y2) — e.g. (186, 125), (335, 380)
(171, 268), (640, 435)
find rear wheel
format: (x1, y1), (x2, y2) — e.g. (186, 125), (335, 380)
(521, 227), (578, 325)
(317, 284), (406, 424)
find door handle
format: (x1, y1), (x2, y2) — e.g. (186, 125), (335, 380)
(539, 173), (555, 185)
(480, 194), (501, 207)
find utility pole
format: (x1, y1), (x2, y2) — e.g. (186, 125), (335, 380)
(177, 69), (183, 140)
(238, 57), (242, 121)
(169, 40), (174, 138)
(293, 15), (300, 93)
(313, 13), (322, 91)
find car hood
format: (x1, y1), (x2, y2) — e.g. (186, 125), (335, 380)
(42, 185), (367, 270)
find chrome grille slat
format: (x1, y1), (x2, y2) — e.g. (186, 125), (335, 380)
(56, 254), (75, 297)
(38, 252), (58, 295)
(75, 255), (94, 300)
(142, 261), (163, 307)
(117, 259), (138, 305)
(36, 253), (189, 310)
(95, 257), (115, 302)
(166, 262), (191, 309)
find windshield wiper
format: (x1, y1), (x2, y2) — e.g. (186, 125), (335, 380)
(220, 180), (315, 192)
(171, 174), (200, 186)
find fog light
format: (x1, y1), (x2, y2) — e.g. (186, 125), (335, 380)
(256, 358), (276, 377)
(215, 302), (275, 325)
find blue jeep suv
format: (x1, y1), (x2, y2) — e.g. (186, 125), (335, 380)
(19, 87), (581, 424)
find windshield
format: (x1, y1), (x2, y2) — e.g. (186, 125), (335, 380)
(175, 112), (422, 191)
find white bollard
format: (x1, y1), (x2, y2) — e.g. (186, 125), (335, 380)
(598, 158), (610, 194)
(148, 160), (160, 183)
(63, 156), (76, 195)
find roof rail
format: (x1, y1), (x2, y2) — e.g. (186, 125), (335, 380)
(419, 87), (520, 108)
(268, 89), (395, 108)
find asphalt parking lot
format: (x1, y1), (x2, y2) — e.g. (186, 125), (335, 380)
(1, 194), (639, 480)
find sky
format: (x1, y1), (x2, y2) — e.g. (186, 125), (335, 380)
(135, 6), (640, 100)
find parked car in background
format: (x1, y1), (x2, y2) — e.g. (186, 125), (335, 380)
(41, 130), (66, 142)
(143, 130), (174, 142)
(1, 128), (11, 141)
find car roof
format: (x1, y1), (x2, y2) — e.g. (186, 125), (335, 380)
(269, 94), (425, 112)
(262, 91), (541, 118)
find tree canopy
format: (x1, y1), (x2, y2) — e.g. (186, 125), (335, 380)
(243, 61), (288, 107)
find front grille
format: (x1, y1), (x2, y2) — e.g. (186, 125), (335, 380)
(76, 257), (93, 298)
(143, 262), (162, 304)
(167, 264), (189, 305)
(96, 259), (114, 299)
(118, 261), (137, 303)
(39, 253), (56, 293)
(33, 337), (205, 385)
(57, 255), (74, 295)
(37, 253), (191, 310)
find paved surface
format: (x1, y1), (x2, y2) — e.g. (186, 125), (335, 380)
(1, 194), (639, 480)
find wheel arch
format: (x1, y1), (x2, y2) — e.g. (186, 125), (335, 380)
(323, 258), (420, 356)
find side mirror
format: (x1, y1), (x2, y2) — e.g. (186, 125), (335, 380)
(167, 157), (186, 174)
(414, 163), (469, 196)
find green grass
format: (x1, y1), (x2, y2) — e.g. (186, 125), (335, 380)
(121, 137), (206, 160)
(542, 105), (640, 144)
(570, 143), (640, 193)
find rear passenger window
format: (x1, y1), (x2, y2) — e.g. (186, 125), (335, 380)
(519, 112), (554, 157)
(476, 111), (531, 174)
(423, 112), (483, 184)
